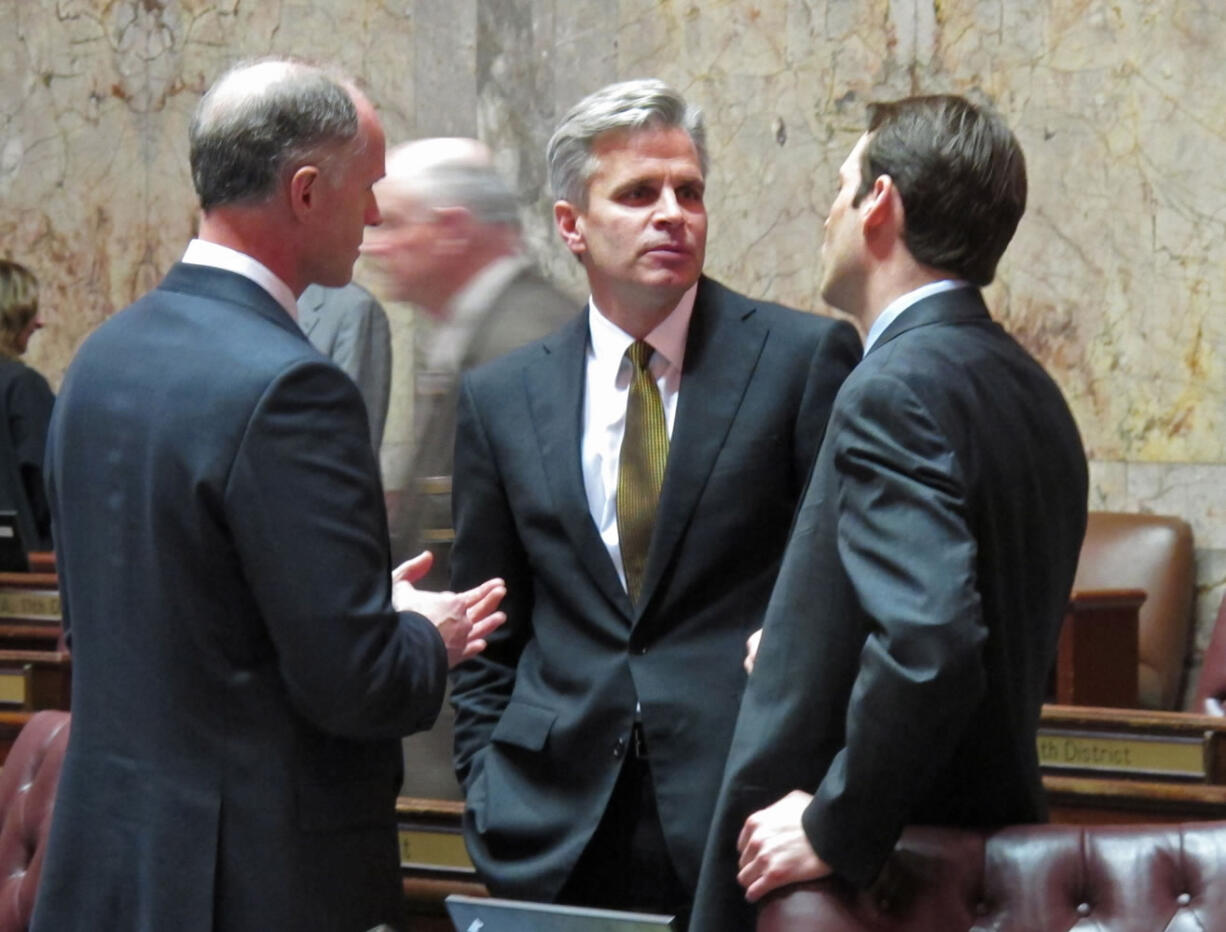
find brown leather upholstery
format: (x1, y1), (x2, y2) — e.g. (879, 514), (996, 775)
(757, 821), (1226, 931)
(1072, 511), (1195, 709)
(1193, 593), (1226, 715)
(0, 711), (70, 932)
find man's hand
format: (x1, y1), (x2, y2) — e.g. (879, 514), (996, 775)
(736, 790), (832, 902)
(391, 551), (507, 668)
(744, 628), (762, 674)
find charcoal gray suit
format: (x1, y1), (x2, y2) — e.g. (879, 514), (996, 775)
(449, 276), (862, 902)
(691, 287), (1088, 931)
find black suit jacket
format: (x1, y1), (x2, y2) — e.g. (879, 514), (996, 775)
(691, 288), (1088, 931)
(0, 357), (54, 551)
(449, 277), (861, 900)
(32, 264), (448, 932)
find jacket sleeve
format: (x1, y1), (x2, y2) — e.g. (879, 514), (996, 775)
(447, 373), (536, 790)
(224, 357), (447, 740)
(801, 372), (987, 887)
(327, 288), (392, 452)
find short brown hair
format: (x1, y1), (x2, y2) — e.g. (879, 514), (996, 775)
(0, 260), (38, 358)
(856, 95), (1026, 286)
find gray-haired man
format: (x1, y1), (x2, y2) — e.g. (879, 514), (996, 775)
(447, 79), (861, 923)
(363, 137), (575, 593)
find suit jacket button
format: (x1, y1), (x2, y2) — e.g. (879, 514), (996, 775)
(613, 737), (627, 758)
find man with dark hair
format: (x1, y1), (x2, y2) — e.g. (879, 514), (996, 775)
(447, 79), (861, 922)
(31, 59), (503, 931)
(691, 94), (1088, 931)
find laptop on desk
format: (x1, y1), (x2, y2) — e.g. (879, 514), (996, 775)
(445, 894), (677, 932)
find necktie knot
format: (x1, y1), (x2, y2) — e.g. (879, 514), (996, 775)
(628, 340), (653, 373)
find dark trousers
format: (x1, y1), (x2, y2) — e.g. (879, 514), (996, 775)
(557, 726), (690, 927)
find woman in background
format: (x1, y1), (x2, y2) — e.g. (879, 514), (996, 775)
(0, 260), (54, 553)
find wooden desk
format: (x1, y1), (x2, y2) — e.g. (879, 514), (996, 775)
(0, 569), (64, 651)
(1054, 589), (1143, 708)
(1040, 704), (1226, 822)
(0, 650), (71, 710)
(398, 797), (486, 929)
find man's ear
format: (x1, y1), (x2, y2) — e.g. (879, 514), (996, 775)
(289, 165), (320, 222)
(554, 200), (586, 258)
(861, 174), (897, 232)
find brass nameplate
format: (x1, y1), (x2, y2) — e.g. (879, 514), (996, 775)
(0, 590), (60, 621)
(1038, 729), (1207, 779)
(398, 827), (475, 871)
(0, 668), (28, 707)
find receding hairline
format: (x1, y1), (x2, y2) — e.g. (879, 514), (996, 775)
(201, 60), (313, 122)
(381, 137), (494, 195)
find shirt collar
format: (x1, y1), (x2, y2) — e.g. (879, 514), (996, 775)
(586, 283), (696, 377)
(181, 239), (300, 321)
(862, 279), (972, 355)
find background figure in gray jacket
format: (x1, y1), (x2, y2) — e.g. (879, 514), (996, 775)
(362, 136), (574, 799)
(297, 281), (391, 454)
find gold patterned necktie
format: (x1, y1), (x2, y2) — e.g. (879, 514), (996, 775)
(617, 340), (669, 603)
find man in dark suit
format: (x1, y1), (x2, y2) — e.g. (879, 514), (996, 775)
(297, 281), (392, 453)
(691, 95), (1088, 931)
(448, 80), (861, 922)
(363, 137), (575, 800)
(31, 59), (503, 932)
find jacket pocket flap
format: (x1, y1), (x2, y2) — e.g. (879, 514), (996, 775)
(490, 701), (556, 751)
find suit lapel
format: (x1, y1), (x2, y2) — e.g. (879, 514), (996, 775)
(635, 279), (767, 614)
(524, 312), (634, 617)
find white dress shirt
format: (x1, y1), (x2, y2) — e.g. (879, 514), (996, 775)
(181, 239), (300, 321)
(582, 285), (696, 590)
(862, 278), (972, 355)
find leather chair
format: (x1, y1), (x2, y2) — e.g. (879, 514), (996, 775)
(1072, 511), (1195, 709)
(757, 821), (1226, 931)
(0, 711), (70, 931)
(1193, 592), (1226, 715)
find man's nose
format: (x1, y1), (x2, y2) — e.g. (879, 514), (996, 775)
(365, 197), (382, 228)
(654, 187), (683, 224)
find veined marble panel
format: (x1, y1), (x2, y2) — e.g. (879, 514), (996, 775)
(1, 0), (1225, 507)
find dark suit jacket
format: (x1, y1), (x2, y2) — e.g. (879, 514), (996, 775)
(449, 276), (862, 901)
(691, 288), (1088, 931)
(298, 281), (392, 453)
(32, 264), (448, 932)
(0, 357), (54, 551)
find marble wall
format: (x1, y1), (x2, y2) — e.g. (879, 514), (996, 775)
(3, 0), (1225, 700)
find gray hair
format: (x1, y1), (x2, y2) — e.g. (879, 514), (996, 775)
(546, 78), (707, 206)
(189, 59), (360, 210)
(405, 163), (522, 231)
